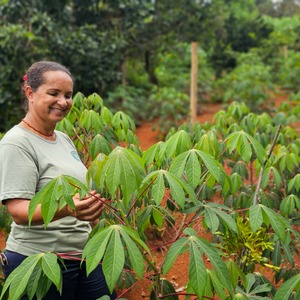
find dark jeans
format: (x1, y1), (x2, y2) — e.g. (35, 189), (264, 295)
(1, 250), (117, 300)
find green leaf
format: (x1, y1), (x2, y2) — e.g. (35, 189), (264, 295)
(122, 226), (150, 254)
(26, 266), (42, 300)
(185, 150), (202, 189)
(273, 274), (300, 300)
(141, 170), (197, 207)
(231, 173), (242, 195)
(102, 225), (125, 293)
(83, 227), (113, 275)
(205, 203), (237, 233)
(112, 111), (135, 134)
(226, 131), (265, 165)
(87, 153), (109, 190)
(280, 195), (297, 217)
(120, 229), (144, 278)
(41, 253), (61, 292)
(89, 134), (112, 159)
(164, 172), (186, 208)
(193, 236), (233, 296)
(142, 141), (165, 167)
(189, 240), (207, 299)
(152, 172), (165, 205)
(164, 130), (192, 158)
(160, 279), (178, 300)
(288, 174), (300, 192)
(249, 205), (263, 232)
(35, 274), (53, 300)
(152, 207), (164, 227)
(226, 259), (246, 288)
(207, 269), (228, 300)
(261, 205), (289, 241)
(1, 254), (41, 300)
(28, 175), (88, 227)
(162, 237), (189, 275)
(197, 150), (222, 182)
(271, 241), (281, 267)
(100, 147), (144, 206)
(204, 206), (219, 233)
(262, 167), (282, 190)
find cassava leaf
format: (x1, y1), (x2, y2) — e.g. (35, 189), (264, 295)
(189, 240), (207, 299)
(83, 227), (113, 275)
(89, 134), (112, 159)
(102, 226), (125, 293)
(120, 229), (144, 278)
(261, 205), (290, 241)
(164, 130), (192, 158)
(249, 204), (263, 232)
(1, 254), (41, 300)
(40, 253), (62, 292)
(28, 175), (88, 227)
(152, 172), (165, 205)
(204, 206), (219, 233)
(192, 236), (233, 296)
(162, 237), (189, 275)
(273, 274), (300, 300)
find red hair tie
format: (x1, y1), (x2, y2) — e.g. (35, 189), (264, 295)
(23, 74), (27, 81)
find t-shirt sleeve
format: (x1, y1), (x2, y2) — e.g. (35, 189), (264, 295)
(0, 143), (39, 202)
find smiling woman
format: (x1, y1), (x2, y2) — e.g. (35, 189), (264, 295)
(21, 62), (73, 139)
(0, 61), (117, 299)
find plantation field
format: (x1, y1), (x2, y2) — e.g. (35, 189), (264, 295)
(2, 91), (300, 299)
(121, 93), (300, 299)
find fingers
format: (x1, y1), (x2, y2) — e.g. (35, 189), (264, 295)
(72, 191), (107, 222)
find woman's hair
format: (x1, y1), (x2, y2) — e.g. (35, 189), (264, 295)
(24, 61), (72, 92)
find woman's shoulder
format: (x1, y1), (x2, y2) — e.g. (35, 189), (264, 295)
(1, 125), (29, 144)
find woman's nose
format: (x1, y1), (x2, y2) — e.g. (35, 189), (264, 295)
(57, 97), (68, 107)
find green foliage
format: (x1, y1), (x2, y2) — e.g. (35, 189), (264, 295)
(106, 85), (151, 126)
(56, 92), (138, 165)
(82, 225), (149, 293)
(148, 87), (190, 137)
(273, 273), (300, 300)
(275, 51), (300, 91)
(216, 216), (277, 272)
(2, 92), (300, 299)
(0, 253), (62, 300)
(213, 52), (274, 111)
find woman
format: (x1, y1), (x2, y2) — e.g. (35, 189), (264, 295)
(0, 61), (117, 299)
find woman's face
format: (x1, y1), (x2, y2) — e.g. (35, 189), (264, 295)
(26, 70), (73, 124)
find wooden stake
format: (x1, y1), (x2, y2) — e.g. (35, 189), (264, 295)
(190, 42), (198, 125)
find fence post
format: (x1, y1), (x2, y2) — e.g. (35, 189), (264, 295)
(190, 42), (198, 125)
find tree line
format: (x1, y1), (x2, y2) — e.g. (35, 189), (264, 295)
(0, 0), (300, 131)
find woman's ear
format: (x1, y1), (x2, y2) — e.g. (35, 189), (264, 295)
(25, 86), (34, 103)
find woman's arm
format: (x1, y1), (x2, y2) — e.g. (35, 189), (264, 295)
(5, 191), (105, 225)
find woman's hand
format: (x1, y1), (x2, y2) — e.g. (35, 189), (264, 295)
(70, 190), (106, 222)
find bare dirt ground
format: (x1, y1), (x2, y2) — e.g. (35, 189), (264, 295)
(1, 93), (299, 299)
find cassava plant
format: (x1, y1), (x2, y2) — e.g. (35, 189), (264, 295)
(1, 94), (300, 300)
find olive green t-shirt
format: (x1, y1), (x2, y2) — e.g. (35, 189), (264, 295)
(0, 125), (91, 256)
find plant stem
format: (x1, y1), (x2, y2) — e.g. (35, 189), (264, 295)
(253, 125), (281, 205)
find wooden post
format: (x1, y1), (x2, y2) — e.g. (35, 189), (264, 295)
(190, 42), (198, 125)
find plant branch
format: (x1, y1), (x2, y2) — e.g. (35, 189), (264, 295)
(126, 178), (156, 218)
